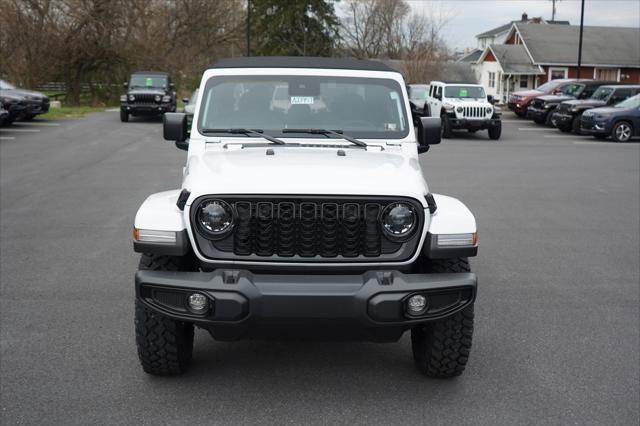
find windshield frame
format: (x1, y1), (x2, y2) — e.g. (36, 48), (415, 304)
(196, 74), (411, 140)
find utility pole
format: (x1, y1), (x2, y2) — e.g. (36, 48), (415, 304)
(246, 0), (251, 57)
(551, 0), (558, 21)
(577, 0), (585, 79)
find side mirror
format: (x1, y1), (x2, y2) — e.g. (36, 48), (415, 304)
(163, 113), (188, 143)
(182, 97), (190, 104)
(123, 82), (128, 88)
(417, 117), (441, 153)
(170, 83), (175, 89)
(487, 94), (496, 104)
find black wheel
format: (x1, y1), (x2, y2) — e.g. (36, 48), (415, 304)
(441, 115), (453, 138)
(135, 253), (196, 375)
(544, 110), (555, 126)
(572, 114), (584, 135)
(120, 109), (129, 122)
(558, 124), (572, 133)
(23, 114), (35, 121)
(411, 258), (474, 378)
(467, 129), (478, 133)
(593, 134), (608, 140)
(612, 121), (633, 143)
(515, 110), (526, 118)
(488, 121), (502, 140)
(533, 116), (545, 125)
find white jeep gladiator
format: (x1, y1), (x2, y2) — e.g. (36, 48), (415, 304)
(426, 81), (502, 139)
(133, 57), (478, 378)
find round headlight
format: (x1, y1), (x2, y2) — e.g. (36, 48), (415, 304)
(154, 95), (161, 102)
(128, 94), (135, 101)
(456, 106), (464, 113)
(197, 200), (235, 238)
(486, 106), (493, 114)
(381, 203), (417, 239)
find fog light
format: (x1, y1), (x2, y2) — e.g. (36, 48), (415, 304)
(407, 295), (427, 315)
(188, 293), (209, 313)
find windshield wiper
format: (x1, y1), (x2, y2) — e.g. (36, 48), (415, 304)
(201, 128), (285, 145)
(282, 128), (367, 147)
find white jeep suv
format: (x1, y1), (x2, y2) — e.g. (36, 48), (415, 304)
(426, 81), (501, 139)
(133, 57), (479, 378)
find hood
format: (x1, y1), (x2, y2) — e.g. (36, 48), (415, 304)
(538, 94), (574, 103)
(183, 146), (427, 206)
(7, 88), (48, 100)
(127, 88), (167, 96)
(583, 106), (623, 116)
(512, 89), (542, 98)
(563, 99), (606, 108)
(0, 91), (27, 102)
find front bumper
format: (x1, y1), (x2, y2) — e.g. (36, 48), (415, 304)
(580, 119), (611, 135)
(121, 103), (172, 115)
(508, 101), (527, 114)
(551, 111), (574, 128)
(527, 106), (551, 120)
(448, 117), (500, 130)
(136, 269), (477, 341)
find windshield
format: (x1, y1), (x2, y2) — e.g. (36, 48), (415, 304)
(559, 83), (584, 97)
(0, 79), (16, 90)
(590, 87), (614, 101)
(198, 75), (409, 139)
(409, 85), (429, 101)
(130, 75), (168, 89)
(444, 85), (485, 99)
(614, 94), (640, 108)
(535, 80), (565, 93)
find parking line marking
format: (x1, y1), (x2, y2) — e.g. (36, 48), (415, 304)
(501, 120), (523, 123)
(0, 128), (41, 132)
(544, 135), (580, 138)
(0, 136), (16, 140)
(518, 127), (552, 131)
(573, 141), (637, 146)
(13, 122), (60, 127)
(106, 108), (119, 112)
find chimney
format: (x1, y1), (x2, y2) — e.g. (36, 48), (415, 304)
(521, 12), (528, 22)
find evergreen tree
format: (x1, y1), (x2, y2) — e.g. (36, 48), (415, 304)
(249, 0), (339, 56)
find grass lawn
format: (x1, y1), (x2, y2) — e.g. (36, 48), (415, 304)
(40, 106), (112, 120)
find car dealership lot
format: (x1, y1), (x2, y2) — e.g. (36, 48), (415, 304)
(0, 112), (638, 424)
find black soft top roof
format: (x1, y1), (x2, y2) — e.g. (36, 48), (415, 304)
(210, 56), (399, 73)
(132, 71), (169, 76)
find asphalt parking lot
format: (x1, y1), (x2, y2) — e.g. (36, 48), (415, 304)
(1, 112), (638, 425)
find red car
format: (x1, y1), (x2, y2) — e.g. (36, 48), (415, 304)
(508, 79), (578, 117)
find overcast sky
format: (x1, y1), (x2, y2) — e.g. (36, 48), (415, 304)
(407, 0), (640, 50)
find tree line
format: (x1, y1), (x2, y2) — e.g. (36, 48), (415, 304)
(0, 0), (450, 105)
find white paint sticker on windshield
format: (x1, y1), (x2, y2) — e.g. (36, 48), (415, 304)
(290, 96), (314, 105)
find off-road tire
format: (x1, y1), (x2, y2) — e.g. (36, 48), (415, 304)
(411, 258), (474, 378)
(533, 115), (546, 125)
(23, 114), (35, 121)
(558, 124), (572, 133)
(612, 121), (633, 143)
(120, 109), (129, 122)
(441, 115), (453, 138)
(135, 253), (195, 375)
(488, 121), (502, 140)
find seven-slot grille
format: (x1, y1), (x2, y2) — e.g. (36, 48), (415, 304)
(460, 106), (486, 118)
(194, 197), (422, 260)
(131, 93), (157, 104)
